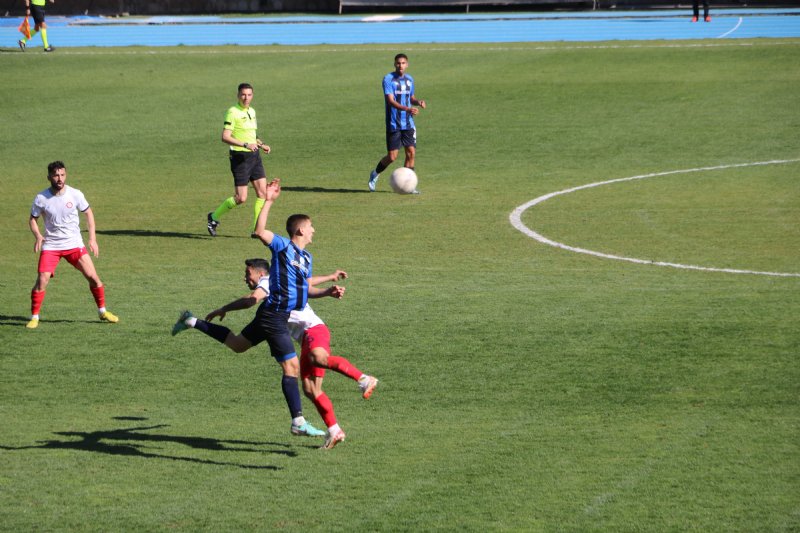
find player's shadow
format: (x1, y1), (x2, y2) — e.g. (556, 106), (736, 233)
(0, 315), (31, 326)
(281, 186), (371, 194)
(0, 315), (96, 326)
(0, 419), (304, 470)
(96, 229), (208, 240)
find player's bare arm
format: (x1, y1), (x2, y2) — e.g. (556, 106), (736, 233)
(206, 287), (267, 322)
(29, 216), (45, 253)
(308, 270), (348, 286)
(253, 179), (281, 245)
(386, 94), (420, 116)
(308, 285), (345, 299)
(83, 207), (99, 257)
(411, 96), (426, 109)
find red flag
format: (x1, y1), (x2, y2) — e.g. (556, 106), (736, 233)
(18, 16), (31, 39)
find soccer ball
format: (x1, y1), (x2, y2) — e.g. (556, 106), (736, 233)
(389, 167), (418, 194)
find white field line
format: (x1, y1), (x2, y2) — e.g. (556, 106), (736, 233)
(509, 159), (800, 277)
(717, 17), (744, 39)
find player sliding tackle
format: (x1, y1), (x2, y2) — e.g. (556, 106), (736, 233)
(172, 179), (376, 447)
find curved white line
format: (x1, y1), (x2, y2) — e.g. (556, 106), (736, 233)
(510, 159), (800, 277)
(717, 17), (744, 39)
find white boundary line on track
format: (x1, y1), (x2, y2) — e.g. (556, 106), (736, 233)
(509, 159), (800, 277)
(4, 40), (798, 56)
(717, 17), (744, 39)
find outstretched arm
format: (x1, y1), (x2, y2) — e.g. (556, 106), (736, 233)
(308, 270), (347, 286)
(308, 284), (345, 300)
(206, 287), (267, 322)
(253, 178), (280, 246)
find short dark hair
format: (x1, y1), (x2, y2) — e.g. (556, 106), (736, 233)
(286, 214), (311, 236)
(394, 53), (408, 62)
(238, 83), (254, 93)
(245, 258), (270, 272)
(47, 161), (66, 177)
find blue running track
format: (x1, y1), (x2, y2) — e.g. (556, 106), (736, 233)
(2, 8), (799, 47)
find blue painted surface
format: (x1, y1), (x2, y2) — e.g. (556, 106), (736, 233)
(2, 9), (799, 47)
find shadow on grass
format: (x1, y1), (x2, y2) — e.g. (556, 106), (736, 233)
(0, 315), (97, 326)
(282, 186), (371, 194)
(0, 315), (30, 325)
(0, 420), (307, 470)
(96, 229), (209, 239)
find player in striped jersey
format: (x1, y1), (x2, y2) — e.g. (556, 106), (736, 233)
(369, 53), (426, 193)
(172, 179), (344, 438)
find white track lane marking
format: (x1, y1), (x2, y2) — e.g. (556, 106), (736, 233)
(509, 159), (800, 277)
(717, 17), (744, 39)
(6, 40), (798, 56)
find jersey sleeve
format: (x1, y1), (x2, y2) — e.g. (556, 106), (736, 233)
(30, 195), (44, 218)
(223, 107), (235, 130)
(269, 234), (290, 254)
(256, 276), (270, 297)
(382, 74), (394, 96)
(74, 189), (90, 212)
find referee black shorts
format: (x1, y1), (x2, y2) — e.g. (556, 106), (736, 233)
(31, 4), (46, 26)
(229, 150), (266, 187)
(240, 308), (297, 362)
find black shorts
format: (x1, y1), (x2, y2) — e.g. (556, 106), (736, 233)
(31, 4), (46, 26)
(386, 129), (417, 152)
(240, 308), (297, 362)
(229, 150), (266, 187)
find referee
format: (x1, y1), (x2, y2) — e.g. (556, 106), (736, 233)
(18, 0), (55, 52)
(207, 83), (271, 237)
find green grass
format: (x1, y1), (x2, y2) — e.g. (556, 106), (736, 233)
(1, 40), (799, 531)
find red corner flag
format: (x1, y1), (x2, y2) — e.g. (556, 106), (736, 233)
(18, 16), (32, 39)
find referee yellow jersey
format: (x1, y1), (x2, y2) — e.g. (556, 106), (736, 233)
(224, 104), (258, 152)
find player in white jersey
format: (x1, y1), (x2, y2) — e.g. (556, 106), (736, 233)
(288, 279), (379, 450)
(27, 161), (118, 329)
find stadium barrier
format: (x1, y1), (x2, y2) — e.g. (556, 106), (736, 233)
(0, 0), (773, 16)
(338, 0), (593, 14)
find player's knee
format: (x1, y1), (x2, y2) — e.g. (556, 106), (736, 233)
(310, 350), (328, 368)
(228, 337), (250, 353)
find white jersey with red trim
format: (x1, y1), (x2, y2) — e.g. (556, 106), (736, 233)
(257, 274), (325, 341)
(31, 185), (89, 251)
(288, 304), (325, 342)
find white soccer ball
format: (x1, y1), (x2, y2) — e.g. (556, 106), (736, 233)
(389, 167), (418, 194)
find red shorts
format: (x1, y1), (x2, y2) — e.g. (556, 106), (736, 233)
(38, 247), (88, 276)
(300, 324), (331, 380)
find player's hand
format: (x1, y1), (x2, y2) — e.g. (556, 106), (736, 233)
(88, 239), (99, 257)
(33, 236), (44, 253)
(206, 309), (226, 321)
(331, 270), (348, 281)
(409, 107), (419, 116)
(257, 140), (271, 154)
(418, 99), (426, 109)
(265, 178), (281, 201)
(329, 285), (345, 299)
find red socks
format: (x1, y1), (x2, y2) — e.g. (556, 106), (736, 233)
(326, 355), (363, 381)
(312, 392), (337, 428)
(31, 290), (46, 315)
(90, 285), (105, 308)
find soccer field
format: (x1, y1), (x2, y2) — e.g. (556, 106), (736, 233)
(1, 41), (799, 531)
